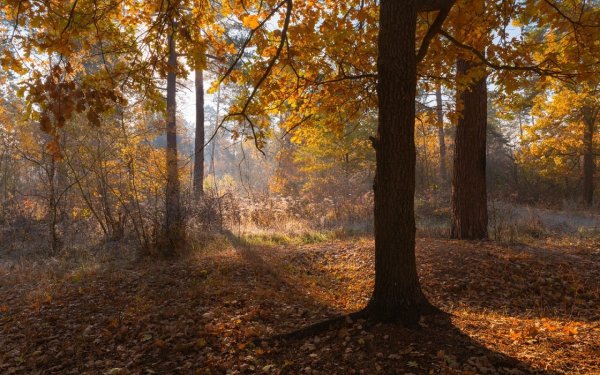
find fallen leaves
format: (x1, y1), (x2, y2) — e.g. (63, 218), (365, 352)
(0, 237), (598, 374)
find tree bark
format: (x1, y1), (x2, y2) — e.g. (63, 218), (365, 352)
(418, 0), (455, 12)
(367, 0), (431, 326)
(435, 84), (448, 183)
(582, 106), (596, 207)
(451, 58), (488, 240)
(193, 69), (205, 199)
(164, 24), (183, 249)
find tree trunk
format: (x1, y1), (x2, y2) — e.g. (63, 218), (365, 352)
(435, 84), (448, 183)
(367, 0), (430, 326)
(451, 59), (488, 240)
(582, 106), (596, 207)
(57, 134), (70, 242)
(193, 69), (205, 199)
(164, 24), (183, 250)
(47, 157), (61, 253)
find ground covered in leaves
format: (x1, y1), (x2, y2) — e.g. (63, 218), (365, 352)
(1, 235), (599, 374)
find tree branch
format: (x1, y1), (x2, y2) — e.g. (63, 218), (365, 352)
(224, 0), (293, 154)
(439, 29), (574, 80)
(62, 0), (80, 34)
(218, 0), (288, 85)
(416, 1), (455, 63)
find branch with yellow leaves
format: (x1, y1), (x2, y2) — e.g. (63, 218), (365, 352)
(439, 29), (576, 81)
(218, 0), (293, 154)
(218, 0), (289, 86)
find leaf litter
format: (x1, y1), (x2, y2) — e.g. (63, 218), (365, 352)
(0, 237), (598, 374)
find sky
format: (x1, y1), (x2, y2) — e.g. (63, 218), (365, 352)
(178, 71), (216, 133)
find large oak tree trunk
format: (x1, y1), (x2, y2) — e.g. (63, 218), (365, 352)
(582, 106), (596, 207)
(435, 84), (448, 183)
(451, 59), (488, 240)
(193, 69), (205, 199)
(367, 0), (430, 325)
(164, 24), (183, 249)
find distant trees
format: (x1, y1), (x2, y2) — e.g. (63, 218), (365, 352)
(519, 84), (598, 207)
(507, 0), (600, 207)
(582, 104), (598, 206)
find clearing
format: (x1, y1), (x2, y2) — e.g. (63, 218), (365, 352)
(1, 236), (599, 374)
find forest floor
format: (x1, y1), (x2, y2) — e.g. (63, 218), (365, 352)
(0, 234), (599, 375)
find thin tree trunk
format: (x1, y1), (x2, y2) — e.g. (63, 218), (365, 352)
(367, 0), (431, 325)
(193, 69), (205, 199)
(582, 106), (596, 207)
(47, 157), (60, 253)
(420, 123), (431, 188)
(435, 84), (448, 183)
(451, 58), (488, 240)
(57, 133), (69, 226)
(164, 23), (183, 249)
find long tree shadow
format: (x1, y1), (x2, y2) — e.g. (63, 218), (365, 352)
(225, 232), (559, 374)
(1, 233), (587, 374)
(260, 311), (560, 374)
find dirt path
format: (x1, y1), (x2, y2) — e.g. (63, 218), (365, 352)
(1, 237), (598, 374)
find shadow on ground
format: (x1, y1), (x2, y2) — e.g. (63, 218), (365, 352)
(0, 234), (594, 374)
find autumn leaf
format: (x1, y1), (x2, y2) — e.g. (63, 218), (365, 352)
(242, 14), (260, 29)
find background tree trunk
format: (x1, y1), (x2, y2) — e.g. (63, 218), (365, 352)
(451, 59), (488, 240)
(164, 24), (183, 249)
(48, 157), (60, 253)
(436, 84), (448, 183)
(367, 0), (430, 326)
(582, 106), (596, 207)
(193, 69), (205, 199)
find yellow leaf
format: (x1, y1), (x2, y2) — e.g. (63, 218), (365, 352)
(243, 14), (260, 29)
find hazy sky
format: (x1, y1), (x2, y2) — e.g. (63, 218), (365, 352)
(178, 71), (215, 132)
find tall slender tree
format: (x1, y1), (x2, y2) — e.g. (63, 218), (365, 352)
(164, 20), (184, 249)
(193, 69), (205, 199)
(435, 84), (448, 183)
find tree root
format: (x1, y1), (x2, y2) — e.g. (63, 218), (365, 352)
(253, 301), (449, 345)
(419, 299), (450, 317)
(253, 309), (369, 345)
